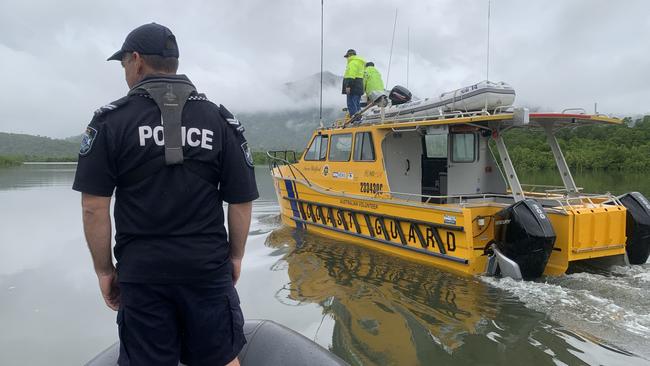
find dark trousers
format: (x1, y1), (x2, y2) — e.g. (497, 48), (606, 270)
(347, 94), (361, 115)
(117, 282), (245, 366)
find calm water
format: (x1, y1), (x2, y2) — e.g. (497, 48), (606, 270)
(0, 165), (649, 365)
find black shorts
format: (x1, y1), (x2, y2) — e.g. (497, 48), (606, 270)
(117, 282), (245, 366)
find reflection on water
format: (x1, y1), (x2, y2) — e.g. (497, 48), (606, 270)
(0, 163), (77, 191)
(1, 164), (649, 366)
(265, 227), (648, 365)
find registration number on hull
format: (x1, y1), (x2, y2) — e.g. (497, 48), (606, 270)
(360, 182), (383, 194)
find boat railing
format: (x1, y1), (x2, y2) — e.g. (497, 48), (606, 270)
(378, 189), (624, 214)
(541, 192), (624, 211)
(266, 150), (312, 187)
(371, 109), (491, 125)
(520, 184), (584, 194)
(493, 106), (515, 114)
(330, 109), (495, 128)
(561, 108), (587, 114)
(379, 190), (513, 205)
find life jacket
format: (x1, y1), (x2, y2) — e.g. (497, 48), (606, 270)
(364, 66), (384, 95)
(344, 55), (366, 79)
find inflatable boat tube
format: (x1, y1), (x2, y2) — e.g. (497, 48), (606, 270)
(85, 319), (348, 366)
(364, 80), (515, 121)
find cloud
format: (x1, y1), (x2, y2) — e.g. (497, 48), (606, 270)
(0, 0), (649, 138)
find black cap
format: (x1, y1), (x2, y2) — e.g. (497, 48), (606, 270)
(107, 23), (179, 61)
(366, 62), (374, 67)
(344, 49), (356, 58)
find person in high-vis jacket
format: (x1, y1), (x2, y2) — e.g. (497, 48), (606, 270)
(363, 62), (385, 103)
(341, 49), (365, 115)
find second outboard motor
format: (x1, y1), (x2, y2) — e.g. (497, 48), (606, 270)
(493, 199), (556, 279)
(618, 192), (650, 264)
(389, 85), (412, 105)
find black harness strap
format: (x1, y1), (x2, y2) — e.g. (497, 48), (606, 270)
(118, 76), (220, 189)
(128, 77), (196, 165)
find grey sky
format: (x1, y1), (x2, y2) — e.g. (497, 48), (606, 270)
(1, 0), (649, 138)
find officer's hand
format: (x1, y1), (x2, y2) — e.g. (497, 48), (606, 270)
(345, 87), (351, 95)
(97, 268), (120, 311)
(231, 258), (242, 286)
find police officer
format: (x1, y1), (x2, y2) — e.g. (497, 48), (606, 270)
(342, 49), (365, 116)
(73, 23), (258, 366)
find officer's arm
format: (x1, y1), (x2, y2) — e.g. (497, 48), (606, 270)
(81, 193), (114, 275)
(228, 201), (253, 261)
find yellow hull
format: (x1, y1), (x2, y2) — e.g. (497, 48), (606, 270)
(272, 173), (628, 277)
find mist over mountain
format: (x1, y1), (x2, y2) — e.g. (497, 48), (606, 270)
(0, 72), (349, 158)
(4, 71), (647, 159)
(232, 71), (345, 150)
(239, 107), (341, 151)
(282, 71), (343, 100)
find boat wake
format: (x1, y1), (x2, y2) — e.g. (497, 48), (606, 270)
(482, 263), (650, 360)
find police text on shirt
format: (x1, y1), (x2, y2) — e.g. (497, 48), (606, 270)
(138, 125), (213, 150)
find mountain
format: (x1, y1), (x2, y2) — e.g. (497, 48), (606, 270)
(0, 132), (79, 159)
(282, 71), (343, 100)
(0, 106), (340, 160)
(239, 107), (341, 151)
(0, 72), (350, 159)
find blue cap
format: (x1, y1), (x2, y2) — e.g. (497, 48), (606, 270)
(107, 23), (179, 61)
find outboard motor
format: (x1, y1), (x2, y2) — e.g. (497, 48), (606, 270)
(618, 192), (650, 264)
(492, 199), (556, 279)
(389, 85), (412, 105)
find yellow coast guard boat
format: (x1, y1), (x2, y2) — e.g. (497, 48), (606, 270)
(268, 106), (650, 279)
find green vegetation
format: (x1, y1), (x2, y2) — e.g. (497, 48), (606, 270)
(0, 155), (77, 166)
(3, 114), (649, 173)
(0, 156), (23, 167)
(504, 116), (650, 171)
(0, 132), (80, 158)
(252, 150), (301, 166)
(252, 151), (270, 165)
(0, 132), (82, 165)
(239, 107), (340, 151)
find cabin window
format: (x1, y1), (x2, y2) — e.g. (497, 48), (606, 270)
(424, 134), (448, 158)
(304, 135), (329, 161)
(319, 135), (329, 160)
(451, 133), (476, 162)
(353, 132), (375, 161)
(328, 133), (353, 161)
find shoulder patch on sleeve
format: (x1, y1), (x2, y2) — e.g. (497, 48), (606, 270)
(241, 141), (254, 168)
(218, 104), (245, 134)
(93, 96), (129, 116)
(79, 126), (98, 156)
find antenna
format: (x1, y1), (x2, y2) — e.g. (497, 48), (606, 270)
(385, 8), (398, 87)
(406, 27), (410, 89)
(319, 0), (324, 128)
(484, 0), (491, 112)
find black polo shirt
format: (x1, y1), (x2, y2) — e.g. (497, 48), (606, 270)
(73, 75), (258, 284)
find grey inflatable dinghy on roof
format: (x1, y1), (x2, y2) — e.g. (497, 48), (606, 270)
(85, 319), (348, 366)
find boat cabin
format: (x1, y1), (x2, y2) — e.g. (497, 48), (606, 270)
(383, 123), (507, 203)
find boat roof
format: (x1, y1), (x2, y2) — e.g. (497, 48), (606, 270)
(324, 111), (622, 132)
